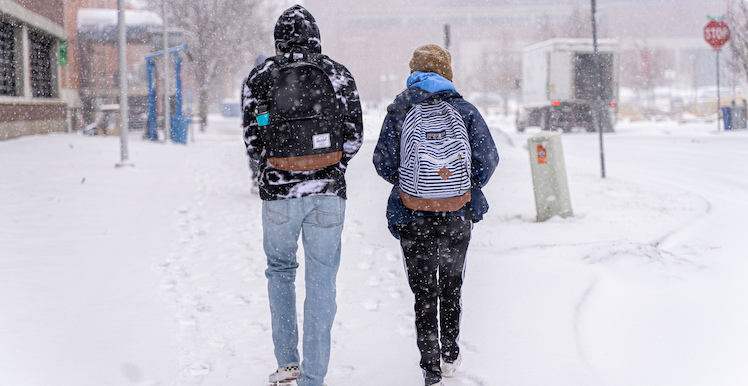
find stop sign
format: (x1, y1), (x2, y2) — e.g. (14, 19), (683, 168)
(704, 20), (730, 51)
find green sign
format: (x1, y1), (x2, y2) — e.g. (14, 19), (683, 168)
(59, 40), (68, 66)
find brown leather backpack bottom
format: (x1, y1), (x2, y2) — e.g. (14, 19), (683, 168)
(268, 152), (342, 172)
(400, 189), (471, 212)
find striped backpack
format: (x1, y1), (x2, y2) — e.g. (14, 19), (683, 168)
(398, 99), (472, 212)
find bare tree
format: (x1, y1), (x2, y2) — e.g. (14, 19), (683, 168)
(535, 13), (557, 42)
(476, 41), (521, 116)
(534, 6), (604, 42)
(147, 0), (281, 130)
(564, 6), (590, 38)
(727, 1), (748, 86)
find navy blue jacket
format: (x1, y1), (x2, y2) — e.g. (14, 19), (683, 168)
(373, 85), (499, 238)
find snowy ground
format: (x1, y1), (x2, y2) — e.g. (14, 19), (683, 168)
(1, 112), (747, 386)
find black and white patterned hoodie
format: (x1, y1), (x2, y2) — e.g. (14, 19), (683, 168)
(242, 5), (363, 201)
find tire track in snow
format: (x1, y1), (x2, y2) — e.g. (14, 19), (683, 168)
(573, 279), (604, 385)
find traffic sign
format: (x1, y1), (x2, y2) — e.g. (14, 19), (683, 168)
(704, 20), (730, 51)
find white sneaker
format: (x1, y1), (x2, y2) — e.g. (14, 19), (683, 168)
(441, 352), (462, 377)
(268, 365), (300, 384)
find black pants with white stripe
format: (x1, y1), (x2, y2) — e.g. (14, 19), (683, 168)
(398, 215), (471, 385)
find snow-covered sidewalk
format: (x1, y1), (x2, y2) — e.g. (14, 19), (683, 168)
(1, 114), (747, 386)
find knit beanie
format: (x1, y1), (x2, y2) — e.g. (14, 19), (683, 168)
(409, 44), (453, 82)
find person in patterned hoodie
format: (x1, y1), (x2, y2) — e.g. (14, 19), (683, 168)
(241, 5), (363, 386)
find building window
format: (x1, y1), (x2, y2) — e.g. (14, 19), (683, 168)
(29, 29), (54, 98)
(0, 20), (16, 96)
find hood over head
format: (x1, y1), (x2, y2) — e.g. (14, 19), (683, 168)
(254, 53), (269, 67)
(387, 88), (462, 115)
(274, 5), (321, 55)
(407, 71), (456, 93)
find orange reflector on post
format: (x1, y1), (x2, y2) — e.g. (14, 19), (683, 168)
(552, 100), (561, 106)
(537, 144), (548, 164)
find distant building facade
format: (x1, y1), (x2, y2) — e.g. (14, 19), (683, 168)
(0, 0), (66, 140)
(304, 0), (729, 110)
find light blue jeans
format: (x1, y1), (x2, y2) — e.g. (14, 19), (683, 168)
(263, 195), (346, 386)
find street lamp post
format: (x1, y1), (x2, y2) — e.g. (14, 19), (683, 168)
(444, 24), (451, 50)
(591, 0), (606, 178)
(162, 0), (170, 143)
(116, 0), (131, 167)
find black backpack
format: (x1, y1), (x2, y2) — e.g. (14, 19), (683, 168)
(258, 56), (343, 171)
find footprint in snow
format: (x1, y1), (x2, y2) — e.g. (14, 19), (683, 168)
(398, 323), (414, 337)
(384, 269), (399, 278)
(367, 277), (381, 287)
(160, 279), (176, 291)
(222, 293), (252, 305)
(363, 299), (379, 311)
(329, 364), (355, 378)
(386, 250), (400, 262)
(243, 321), (268, 333)
(164, 253), (181, 263)
(188, 361), (211, 377)
(133, 381), (159, 386)
(207, 336), (227, 349)
(177, 313), (197, 327)
(194, 303), (211, 313)
(456, 373), (487, 386)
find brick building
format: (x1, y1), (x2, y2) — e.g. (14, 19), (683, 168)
(69, 0), (167, 131)
(1, 0), (66, 140)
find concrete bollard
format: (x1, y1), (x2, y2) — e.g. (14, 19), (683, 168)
(528, 131), (573, 222)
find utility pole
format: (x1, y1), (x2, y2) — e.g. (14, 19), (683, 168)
(162, 0), (170, 143)
(444, 24), (451, 50)
(591, 0), (606, 178)
(717, 50), (721, 131)
(116, 0), (131, 167)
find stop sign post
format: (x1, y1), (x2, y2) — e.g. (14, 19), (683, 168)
(705, 18), (730, 130)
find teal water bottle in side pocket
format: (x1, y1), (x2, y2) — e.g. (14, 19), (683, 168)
(256, 105), (269, 126)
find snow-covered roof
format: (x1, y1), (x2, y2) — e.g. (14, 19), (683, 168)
(523, 38), (618, 54)
(77, 9), (162, 30)
(77, 8), (163, 43)
(127, 0), (149, 10)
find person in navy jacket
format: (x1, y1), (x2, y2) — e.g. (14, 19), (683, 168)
(373, 44), (499, 386)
